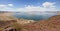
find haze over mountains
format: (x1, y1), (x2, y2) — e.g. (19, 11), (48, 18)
(13, 11), (60, 20)
(0, 11), (60, 21)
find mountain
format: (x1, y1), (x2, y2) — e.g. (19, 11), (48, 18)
(0, 11), (15, 21)
(24, 11), (60, 15)
(21, 15), (60, 31)
(0, 11), (36, 31)
(1, 11), (60, 31)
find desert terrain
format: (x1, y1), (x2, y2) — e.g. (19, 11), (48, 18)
(0, 11), (60, 31)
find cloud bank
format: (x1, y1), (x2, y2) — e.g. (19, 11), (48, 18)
(0, 2), (58, 12)
(17, 2), (57, 12)
(0, 4), (14, 11)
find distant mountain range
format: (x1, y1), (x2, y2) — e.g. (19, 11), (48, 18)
(0, 11), (60, 21)
(0, 11), (60, 13)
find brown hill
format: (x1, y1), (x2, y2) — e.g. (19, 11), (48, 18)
(0, 12), (16, 21)
(21, 15), (60, 31)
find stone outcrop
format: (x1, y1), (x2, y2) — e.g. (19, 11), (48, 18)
(17, 19), (36, 25)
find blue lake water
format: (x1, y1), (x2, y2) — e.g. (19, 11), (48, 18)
(13, 13), (57, 21)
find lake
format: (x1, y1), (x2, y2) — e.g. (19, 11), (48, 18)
(13, 12), (57, 21)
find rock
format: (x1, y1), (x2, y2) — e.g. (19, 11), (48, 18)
(17, 19), (36, 25)
(21, 15), (60, 31)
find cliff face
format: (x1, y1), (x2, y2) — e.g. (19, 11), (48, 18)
(21, 15), (60, 31)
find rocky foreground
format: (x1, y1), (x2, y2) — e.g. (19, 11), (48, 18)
(21, 15), (60, 31)
(0, 12), (60, 31)
(0, 12), (35, 31)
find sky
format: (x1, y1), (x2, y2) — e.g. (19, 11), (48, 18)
(0, 0), (60, 12)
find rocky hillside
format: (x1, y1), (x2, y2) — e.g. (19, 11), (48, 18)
(0, 12), (36, 31)
(1, 12), (60, 31)
(0, 12), (15, 21)
(21, 15), (60, 31)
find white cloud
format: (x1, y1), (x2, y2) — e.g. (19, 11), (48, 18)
(17, 5), (46, 12)
(0, 4), (14, 11)
(42, 2), (55, 8)
(0, 2), (58, 12)
(8, 4), (13, 7)
(0, 4), (7, 7)
(17, 2), (57, 12)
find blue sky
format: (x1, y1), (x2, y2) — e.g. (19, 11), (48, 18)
(0, 0), (60, 12)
